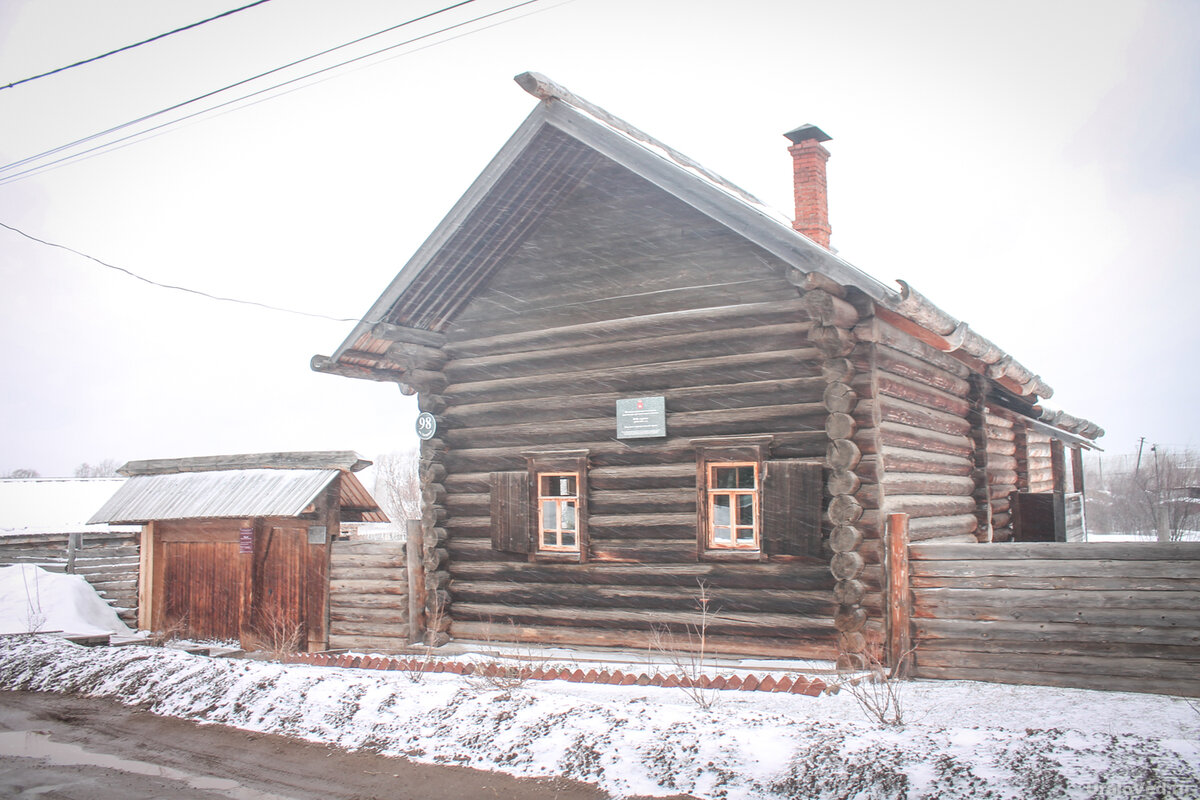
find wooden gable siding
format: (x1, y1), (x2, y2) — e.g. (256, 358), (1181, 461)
(431, 155), (838, 657)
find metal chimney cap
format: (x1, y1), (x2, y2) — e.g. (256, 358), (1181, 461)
(783, 124), (832, 144)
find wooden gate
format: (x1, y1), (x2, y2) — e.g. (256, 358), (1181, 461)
(251, 525), (308, 647)
(157, 523), (248, 641)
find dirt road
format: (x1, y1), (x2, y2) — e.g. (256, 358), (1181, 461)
(0, 690), (689, 799)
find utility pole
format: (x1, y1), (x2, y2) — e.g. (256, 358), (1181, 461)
(1152, 444), (1170, 543)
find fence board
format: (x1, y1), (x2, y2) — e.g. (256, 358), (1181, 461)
(909, 540), (1200, 697)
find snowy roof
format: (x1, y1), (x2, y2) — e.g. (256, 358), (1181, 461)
(88, 468), (386, 525)
(0, 478), (137, 537)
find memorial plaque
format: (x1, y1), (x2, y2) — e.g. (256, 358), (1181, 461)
(308, 525), (327, 545)
(238, 526), (254, 554)
(616, 396), (666, 439)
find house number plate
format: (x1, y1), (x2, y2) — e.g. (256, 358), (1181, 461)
(415, 412), (437, 440)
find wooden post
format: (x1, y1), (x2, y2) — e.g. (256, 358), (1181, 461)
(1071, 446), (1085, 494)
(406, 519), (427, 645)
(66, 532), (81, 574)
(884, 512), (912, 677)
(137, 522), (157, 631)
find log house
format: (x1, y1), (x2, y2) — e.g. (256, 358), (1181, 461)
(314, 74), (1102, 666)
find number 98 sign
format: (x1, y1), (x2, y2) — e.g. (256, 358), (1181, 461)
(415, 412), (437, 440)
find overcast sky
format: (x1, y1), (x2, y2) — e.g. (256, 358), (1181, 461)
(1, 0), (1197, 477)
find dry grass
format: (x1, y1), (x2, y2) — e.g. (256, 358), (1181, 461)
(650, 581), (719, 710)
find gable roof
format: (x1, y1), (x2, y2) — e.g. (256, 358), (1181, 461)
(89, 451), (385, 525)
(316, 73), (1100, 445)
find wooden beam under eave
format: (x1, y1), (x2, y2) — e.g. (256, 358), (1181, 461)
(310, 354), (407, 384)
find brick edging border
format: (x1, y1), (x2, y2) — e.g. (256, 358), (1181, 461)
(282, 653), (833, 696)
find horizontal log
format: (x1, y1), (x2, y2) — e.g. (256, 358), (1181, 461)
(329, 567), (407, 582)
(882, 472), (975, 496)
(370, 322), (446, 348)
(914, 586), (1200, 612)
(987, 469), (1019, 487)
(590, 540), (699, 563)
(328, 594), (409, 610)
(877, 422), (973, 458)
(329, 553), (406, 569)
(327, 634), (413, 652)
(444, 322), (812, 383)
(910, 558), (1200, 582)
(880, 446), (973, 476)
(445, 431), (830, 472)
(331, 541), (408, 556)
(329, 579), (408, 595)
(909, 665), (1199, 698)
(450, 601), (838, 640)
(871, 344), (971, 397)
(448, 581), (836, 616)
(876, 371), (970, 417)
(879, 396), (970, 437)
(442, 403), (827, 449)
(986, 440), (1017, 457)
(910, 541), (1200, 561)
(885, 495), (977, 518)
(448, 621), (837, 659)
(329, 607), (408, 624)
(987, 454), (1018, 472)
(908, 514), (978, 541)
(912, 649), (1200, 684)
(327, 621), (411, 638)
(589, 463), (698, 491)
(590, 488), (695, 516)
(447, 560), (834, 590)
(853, 317), (972, 379)
(990, 511), (1012, 529)
(912, 616), (1200, 647)
(445, 298), (810, 358)
(444, 348), (822, 404)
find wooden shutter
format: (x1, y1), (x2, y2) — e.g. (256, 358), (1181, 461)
(762, 460), (823, 556)
(490, 471), (532, 553)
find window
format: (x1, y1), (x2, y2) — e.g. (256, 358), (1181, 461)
(707, 463), (759, 549)
(693, 436), (823, 560)
(489, 449), (588, 561)
(538, 473), (579, 552)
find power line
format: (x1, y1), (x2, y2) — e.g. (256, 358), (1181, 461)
(0, 220), (359, 323)
(0, 0), (482, 179)
(1, 1), (275, 92)
(0, 0), (565, 186)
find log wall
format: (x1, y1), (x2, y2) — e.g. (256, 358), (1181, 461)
(412, 163), (840, 658)
(327, 539), (410, 651)
(984, 408), (1019, 541)
(909, 541), (1200, 696)
(0, 531), (139, 624)
(853, 317), (978, 546)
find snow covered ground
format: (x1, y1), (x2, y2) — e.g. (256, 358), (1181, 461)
(0, 634), (1196, 799)
(0, 564), (132, 637)
(1, 566), (1198, 798)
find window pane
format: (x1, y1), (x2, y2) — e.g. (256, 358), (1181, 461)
(736, 526), (755, 543)
(713, 495), (731, 525)
(714, 467), (736, 489)
(737, 466), (756, 489)
(561, 476), (576, 496)
(561, 530), (576, 547)
(542, 530), (556, 547)
(561, 501), (576, 531)
(713, 525), (732, 543)
(541, 500), (556, 527)
(737, 494), (755, 526)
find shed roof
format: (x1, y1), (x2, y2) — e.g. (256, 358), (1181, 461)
(88, 468), (386, 525)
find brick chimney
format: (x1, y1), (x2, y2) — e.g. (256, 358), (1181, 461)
(784, 124), (832, 248)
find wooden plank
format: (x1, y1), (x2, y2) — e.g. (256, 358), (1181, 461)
(885, 513), (912, 673)
(449, 581), (836, 615)
(910, 665), (1199, 698)
(913, 648), (1200, 682)
(447, 558), (834, 589)
(910, 541), (1200, 561)
(913, 586), (1200, 611)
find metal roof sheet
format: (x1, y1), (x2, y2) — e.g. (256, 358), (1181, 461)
(88, 469), (338, 524)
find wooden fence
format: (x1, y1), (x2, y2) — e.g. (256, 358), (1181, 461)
(0, 531), (140, 624)
(327, 538), (410, 651)
(902, 536), (1200, 697)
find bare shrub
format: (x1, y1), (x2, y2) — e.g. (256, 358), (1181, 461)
(250, 606), (305, 660)
(20, 567), (46, 633)
(650, 581), (719, 710)
(147, 615), (189, 647)
(373, 449), (421, 526)
(836, 644), (913, 727)
(461, 620), (546, 697)
(400, 593), (446, 684)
